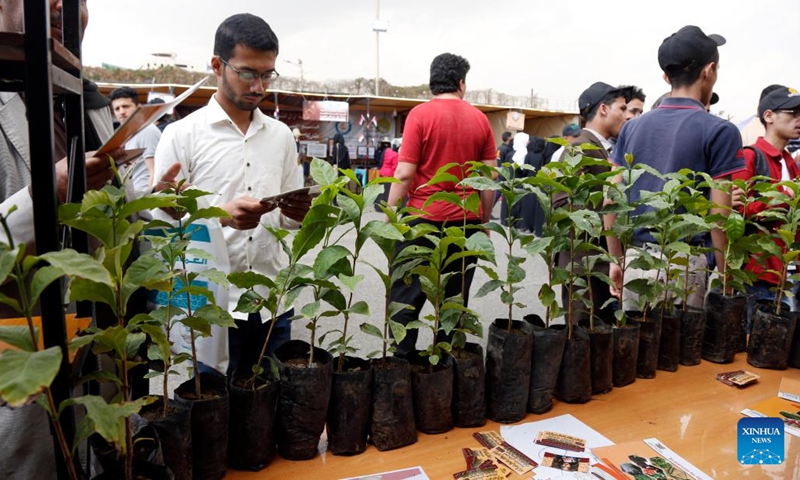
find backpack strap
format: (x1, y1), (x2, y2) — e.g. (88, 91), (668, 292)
(744, 145), (771, 178)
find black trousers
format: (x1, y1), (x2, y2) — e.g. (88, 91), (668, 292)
(389, 218), (482, 357)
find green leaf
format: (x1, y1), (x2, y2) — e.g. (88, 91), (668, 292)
(181, 316), (212, 337)
(350, 301), (369, 316)
(388, 320), (407, 344)
(186, 207), (231, 228)
(476, 279), (504, 298)
(29, 266), (64, 310)
(364, 220), (405, 242)
(197, 268), (228, 287)
(360, 323), (383, 338)
(0, 326), (37, 352)
(314, 245), (351, 279)
(300, 300), (321, 319)
(538, 284), (556, 307)
(310, 157), (339, 186)
(117, 194), (180, 220)
(234, 289), (265, 314)
(0, 291), (22, 313)
(40, 249), (113, 287)
(0, 347), (61, 407)
(724, 213), (745, 243)
(228, 271), (275, 290)
(70, 395), (149, 453)
(0, 245), (19, 284)
(338, 273), (364, 292)
(195, 304), (237, 328)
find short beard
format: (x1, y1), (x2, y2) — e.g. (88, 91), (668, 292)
(221, 75), (263, 112)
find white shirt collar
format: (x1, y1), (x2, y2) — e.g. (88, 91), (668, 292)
(206, 93), (269, 130)
(583, 128), (613, 152)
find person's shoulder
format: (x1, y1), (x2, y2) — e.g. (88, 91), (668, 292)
(261, 114), (293, 136)
(162, 106), (209, 134)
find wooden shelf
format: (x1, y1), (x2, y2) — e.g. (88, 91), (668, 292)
(226, 354), (800, 479)
(0, 32), (82, 94)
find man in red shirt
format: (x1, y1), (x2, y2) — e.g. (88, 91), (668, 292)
(732, 86), (800, 330)
(387, 52), (496, 356)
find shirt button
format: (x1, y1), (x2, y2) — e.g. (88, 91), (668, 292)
(246, 162), (250, 167)
(249, 236), (253, 241)
(247, 186), (252, 191)
(249, 265), (253, 270)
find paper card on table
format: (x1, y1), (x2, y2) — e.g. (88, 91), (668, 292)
(500, 414), (614, 467)
(592, 438), (712, 480)
(716, 370), (760, 388)
(97, 77), (209, 156)
(491, 442), (537, 476)
(540, 452), (590, 473)
(778, 376), (800, 403)
(452, 467), (505, 480)
(462, 448), (511, 477)
(340, 466), (429, 480)
(473, 431), (505, 449)
(535, 431), (587, 452)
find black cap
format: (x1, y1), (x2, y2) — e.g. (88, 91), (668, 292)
(658, 25), (725, 72)
(758, 87), (800, 120)
(562, 123), (581, 137)
(578, 82), (634, 118)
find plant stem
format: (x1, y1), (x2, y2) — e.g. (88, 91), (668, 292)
(339, 250), (361, 373)
(45, 388), (79, 480)
(682, 259), (690, 314)
(163, 298), (173, 417)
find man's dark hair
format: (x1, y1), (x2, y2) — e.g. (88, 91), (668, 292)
(585, 91), (628, 122)
(630, 86), (646, 102)
(501, 131), (512, 142)
(665, 49), (719, 89)
(214, 13), (279, 62)
(429, 53), (470, 95)
(109, 86), (140, 105)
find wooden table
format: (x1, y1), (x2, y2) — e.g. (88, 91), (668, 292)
(227, 354), (799, 479)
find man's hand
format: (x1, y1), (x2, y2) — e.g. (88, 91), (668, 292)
(152, 162), (184, 194)
(220, 196), (277, 230)
(609, 263), (623, 299)
(730, 184), (745, 210)
(276, 193), (312, 223)
(55, 149), (124, 203)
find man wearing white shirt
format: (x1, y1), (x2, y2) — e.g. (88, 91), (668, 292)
(153, 13), (310, 375)
(109, 86), (161, 198)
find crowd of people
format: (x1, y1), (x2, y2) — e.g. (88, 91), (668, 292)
(1, 1), (799, 476)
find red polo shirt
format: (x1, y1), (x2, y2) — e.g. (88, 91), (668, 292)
(732, 136), (800, 284)
(399, 98), (496, 222)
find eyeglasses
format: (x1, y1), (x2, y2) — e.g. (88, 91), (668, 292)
(776, 109), (800, 118)
(219, 58), (280, 84)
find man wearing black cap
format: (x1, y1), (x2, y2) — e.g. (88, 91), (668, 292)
(604, 25), (745, 309)
(732, 86), (800, 330)
(563, 123), (581, 142)
(554, 82), (633, 326)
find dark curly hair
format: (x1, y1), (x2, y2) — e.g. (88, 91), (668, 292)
(214, 13), (279, 61)
(429, 53), (470, 95)
(109, 86), (140, 105)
